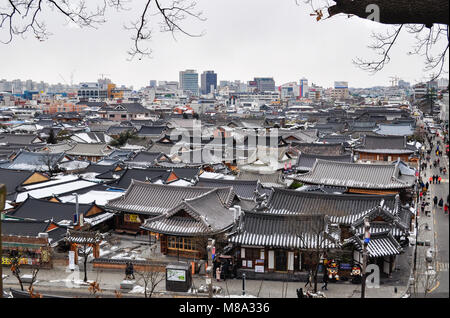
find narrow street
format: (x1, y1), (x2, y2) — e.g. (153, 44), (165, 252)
(415, 127), (449, 298)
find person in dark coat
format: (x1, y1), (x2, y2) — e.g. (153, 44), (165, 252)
(321, 272), (329, 290)
(434, 196), (438, 206)
(213, 258), (220, 276)
(305, 270), (312, 288)
(129, 262), (135, 279)
(125, 262), (130, 280)
(438, 198), (444, 209)
(222, 260), (229, 281)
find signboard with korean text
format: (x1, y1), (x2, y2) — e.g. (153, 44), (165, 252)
(69, 251), (75, 270)
(124, 214), (141, 223)
(2, 257), (38, 265)
(255, 259), (264, 272)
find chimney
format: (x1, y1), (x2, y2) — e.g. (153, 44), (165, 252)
(229, 207), (236, 221)
(234, 205), (241, 219)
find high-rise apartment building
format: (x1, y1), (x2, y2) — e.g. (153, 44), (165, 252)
(179, 70), (199, 96)
(331, 81), (349, 100)
(254, 77), (275, 92)
(300, 78), (309, 98)
(201, 71), (217, 95)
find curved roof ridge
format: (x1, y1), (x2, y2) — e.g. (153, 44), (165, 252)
(271, 187), (397, 200)
(314, 159), (397, 168)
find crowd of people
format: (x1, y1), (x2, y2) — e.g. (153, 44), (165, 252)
(418, 126), (449, 216)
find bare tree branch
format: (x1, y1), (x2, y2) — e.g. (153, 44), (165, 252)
(0, 0), (204, 59)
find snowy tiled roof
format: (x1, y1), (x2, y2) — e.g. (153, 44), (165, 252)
(292, 159), (415, 189)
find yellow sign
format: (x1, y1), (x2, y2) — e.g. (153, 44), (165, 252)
(124, 214), (141, 223)
(1, 257), (31, 265)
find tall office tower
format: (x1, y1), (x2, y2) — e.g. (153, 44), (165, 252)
(300, 78), (309, 98)
(179, 69), (199, 96)
(201, 70), (217, 95)
(254, 77), (275, 92)
(149, 80), (157, 88)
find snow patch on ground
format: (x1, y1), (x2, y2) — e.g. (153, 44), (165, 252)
(129, 285), (146, 294)
(214, 294), (257, 298)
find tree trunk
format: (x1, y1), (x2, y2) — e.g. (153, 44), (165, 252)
(17, 275), (24, 291)
(83, 247), (88, 282)
(328, 0), (449, 26)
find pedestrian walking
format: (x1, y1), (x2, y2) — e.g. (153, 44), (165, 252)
(439, 167), (443, 174)
(438, 176), (442, 184)
(129, 262), (135, 280)
(125, 262), (131, 280)
(305, 271), (312, 288)
(321, 272), (329, 291)
(222, 260), (229, 281)
(216, 265), (222, 281)
(425, 181), (429, 190)
(438, 198), (444, 209)
(444, 203), (448, 215)
(434, 196), (438, 206)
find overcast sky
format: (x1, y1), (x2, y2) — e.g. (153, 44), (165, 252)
(0, 0), (448, 89)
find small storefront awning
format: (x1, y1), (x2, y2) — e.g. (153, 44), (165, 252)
(1, 241), (45, 250)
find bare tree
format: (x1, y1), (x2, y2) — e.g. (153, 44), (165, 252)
(295, 214), (339, 293)
(135, 266), (165, 298)
(9, 252), (41, 292)
(39, 151), (61, 178)
(301, 0), (449, 80)
(0, 0), (204, 60)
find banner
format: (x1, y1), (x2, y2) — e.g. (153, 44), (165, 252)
(124, 214), (141, 223)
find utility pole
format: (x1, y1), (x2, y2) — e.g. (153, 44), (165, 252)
(0, 184), (6, 299)
(361, 217), (370, 298)
(206, 238), (215, 298)
(242, 273), (246, 296)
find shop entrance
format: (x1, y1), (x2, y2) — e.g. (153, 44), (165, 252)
(275, 250), (287, 271)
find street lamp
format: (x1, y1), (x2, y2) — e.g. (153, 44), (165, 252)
(361, 217), (370, 298)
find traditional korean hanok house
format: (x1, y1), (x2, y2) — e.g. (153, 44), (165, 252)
(354, 135), (417, 163)
(291, 159), (416, 203)
(195, 178), (272, 200)
(136, 125), (168, 139)
(236, 170), (288, 188)
(111, 166), (201, 190)
(0, 150), (70, 173)
(125, 151), (171, 168)
(374, 123), (414, 137)
(140, 188), (239, 259)
(343, 199), (412, 276)
(105, 126), (137, 139)
(227, 188), (411, 280)
(1, 219), (67, 268)
(105, 180), (237, 236)
(0, 168), (50, 201)
(65, 143), (114, 163)
(295, 153), (353, 173)
(6, 197), (113, 230)
(290, 142), (348, 156)
(228, 212), (340, 280)
(277, 129), (318, 144)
